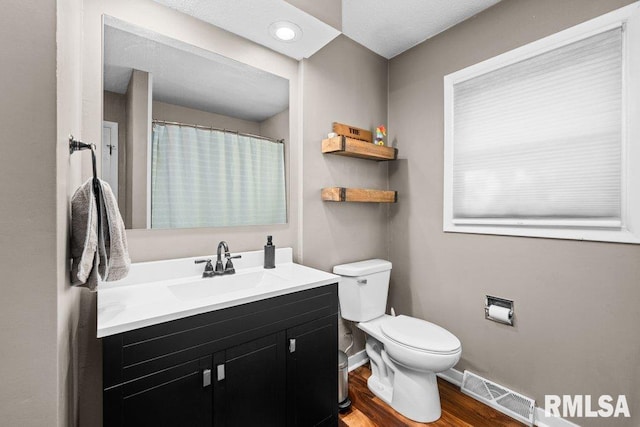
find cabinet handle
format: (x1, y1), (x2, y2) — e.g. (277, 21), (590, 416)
(217, 364), (225, 381)
(203, 369), (211, 387)
(289, 338), (296, 353)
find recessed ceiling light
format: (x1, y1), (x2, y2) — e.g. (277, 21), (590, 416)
(269, 21), (302, 42)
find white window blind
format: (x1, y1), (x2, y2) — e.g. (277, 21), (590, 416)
(451, 27), (623, 227)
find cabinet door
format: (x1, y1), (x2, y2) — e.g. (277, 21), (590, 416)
(213, 332), (286, 427)
(105, 356), (212, 427)
(286, 315), (338, 426)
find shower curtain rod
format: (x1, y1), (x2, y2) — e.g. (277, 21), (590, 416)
(152, 119), (285, 144)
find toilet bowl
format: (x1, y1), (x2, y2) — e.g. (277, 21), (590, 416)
(334, 259), (461, 423)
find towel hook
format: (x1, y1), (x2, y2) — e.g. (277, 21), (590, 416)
(69, 135), (96, 154)
(69, 135), (99, 182)
(69, 135), (101, 228)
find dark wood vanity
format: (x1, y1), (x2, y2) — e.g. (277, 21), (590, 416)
(102, 283), (338, 426)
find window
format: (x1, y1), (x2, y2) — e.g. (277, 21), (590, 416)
(443, 3), (640, 243)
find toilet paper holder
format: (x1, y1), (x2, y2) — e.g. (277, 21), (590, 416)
(484, 295), (514, 326)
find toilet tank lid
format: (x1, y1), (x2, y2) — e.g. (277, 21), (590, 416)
(333, 259), (392, 276)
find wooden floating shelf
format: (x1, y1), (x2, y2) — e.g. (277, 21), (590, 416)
(321, 187), (397, 203)
(322, 136), (398, 161)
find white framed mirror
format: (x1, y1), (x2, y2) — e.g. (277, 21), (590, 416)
(103, 17), (290, 230)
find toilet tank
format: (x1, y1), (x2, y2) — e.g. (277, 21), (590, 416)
(333, 259), (392, 322)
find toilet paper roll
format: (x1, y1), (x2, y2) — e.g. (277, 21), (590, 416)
(488, 305), (512, 324)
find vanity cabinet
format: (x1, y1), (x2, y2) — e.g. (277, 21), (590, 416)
(102, 284), (338, 427)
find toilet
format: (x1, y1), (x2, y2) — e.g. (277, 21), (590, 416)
(334, 259), (461, 423)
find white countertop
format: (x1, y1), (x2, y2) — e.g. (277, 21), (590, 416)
(97, 248), (339, 337)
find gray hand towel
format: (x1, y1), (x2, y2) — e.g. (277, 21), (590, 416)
(71, 178), (130, 290)
(98, 179), (130, 281)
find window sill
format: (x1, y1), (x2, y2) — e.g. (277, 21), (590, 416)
(443, 223), (640, 244)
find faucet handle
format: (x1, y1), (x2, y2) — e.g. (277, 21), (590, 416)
(224, 254), (241, 274)
(195, 259), (215, 278)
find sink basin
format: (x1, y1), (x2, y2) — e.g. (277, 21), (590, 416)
(169, 270), (287, 301)
(98, 247), (341, 337)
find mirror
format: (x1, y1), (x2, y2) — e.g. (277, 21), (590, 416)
(102, 18), (290, 230)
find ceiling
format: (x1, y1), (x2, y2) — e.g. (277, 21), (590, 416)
(103, 1), (502, 121)
(343, 0), (502, 59)
(152, 0), (501, 60)
(152, 0), (341, 60)
(103, 22), (289, 122)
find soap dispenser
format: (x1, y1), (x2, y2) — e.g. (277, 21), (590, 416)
(264, 235), (275, 269)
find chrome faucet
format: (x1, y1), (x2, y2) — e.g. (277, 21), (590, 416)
(215, 241), (241, 275)
(194, 242), (241, 278)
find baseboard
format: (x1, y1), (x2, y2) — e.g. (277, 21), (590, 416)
(437, 368), (464, 387)
(347, 349), (369, 372)
(437, 368), (577, 427)
(533, 408), (581, 427)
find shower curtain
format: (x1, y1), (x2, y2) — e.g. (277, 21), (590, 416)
(151, 123), (286, 229)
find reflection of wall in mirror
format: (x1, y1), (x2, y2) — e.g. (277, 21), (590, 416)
(125, 70), (151, 230)
(104, 91), (128, 217)
(103, 88), (289, 229)
(260, 108), (289, 142)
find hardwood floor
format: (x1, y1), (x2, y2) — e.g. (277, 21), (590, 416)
(339, 365), (526, 427)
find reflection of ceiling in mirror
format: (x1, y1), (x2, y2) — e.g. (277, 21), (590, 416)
(103, 25), (289, 122)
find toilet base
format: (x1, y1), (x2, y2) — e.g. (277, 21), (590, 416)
(365, 335), (443, 423)
(367, 368), (442, 423)
(367, 374), (393, 405)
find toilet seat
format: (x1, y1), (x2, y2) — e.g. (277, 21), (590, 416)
(381, 315), (461, 355)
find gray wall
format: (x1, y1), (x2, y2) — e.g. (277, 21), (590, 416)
(125, 70), (151, 229)
(284, 0), (342, 30)
(0, 0), (83, 425)
(387, 0), (639, 425)
(0, 1), (58, 425)
(301, 35), (389, 355)
(260, 108), (290, 142)
(153, 100), (261, 135)
(57, 0), (84, 425)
